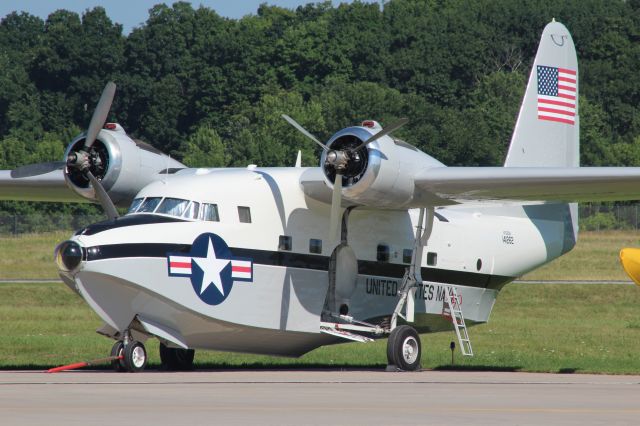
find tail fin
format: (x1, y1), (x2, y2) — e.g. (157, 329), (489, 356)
(505, 20), (579, 167)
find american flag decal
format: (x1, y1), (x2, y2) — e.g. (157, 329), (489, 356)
(537, 65), (576, 125)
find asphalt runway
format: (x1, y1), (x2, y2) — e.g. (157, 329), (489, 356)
(1, 370), (638, 425)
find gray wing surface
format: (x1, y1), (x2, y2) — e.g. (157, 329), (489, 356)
(0, 169), (83, 203)
(415, 167), (640, 204)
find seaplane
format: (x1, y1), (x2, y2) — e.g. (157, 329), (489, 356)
(1, 20), (640, 372)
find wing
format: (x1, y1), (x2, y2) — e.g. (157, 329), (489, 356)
(414, 167), (640, 205)
(0, 169), (84, 203)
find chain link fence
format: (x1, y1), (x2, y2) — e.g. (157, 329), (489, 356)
(0, 204), (639, 235)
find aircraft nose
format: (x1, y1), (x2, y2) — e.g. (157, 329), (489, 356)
(55, 240), (84, 272)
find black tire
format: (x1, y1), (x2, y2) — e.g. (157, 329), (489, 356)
(388, 325), (421, 371)
(386, 327), (401, 366)
(110, 340), (126, 372)
(160, 342), (195, 371)
(124, 341), (147, 372)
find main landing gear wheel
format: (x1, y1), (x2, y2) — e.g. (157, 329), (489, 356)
(110, 340), (126, 372)
(124, 340), (147, 372)
(386, 325), (422, 371)
(159, 342), (195, 371)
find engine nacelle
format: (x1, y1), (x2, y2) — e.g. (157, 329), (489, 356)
(320, 125), (444, 208)
(63, 124), (185, 207)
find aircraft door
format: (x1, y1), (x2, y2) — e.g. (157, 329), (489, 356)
(327, 243), (358, 315)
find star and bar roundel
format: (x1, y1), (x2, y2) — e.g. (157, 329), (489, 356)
(166, 233), (253, 305)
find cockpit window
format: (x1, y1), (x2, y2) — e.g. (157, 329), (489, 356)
(201, 203), (219, 222)
(182, 201), (200, 219)
(137, 197), (162, 213)
(156, 198), (189, 216)
(127, 198), (144, 213)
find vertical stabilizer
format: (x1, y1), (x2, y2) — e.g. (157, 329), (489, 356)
(505, 20), (578, 167)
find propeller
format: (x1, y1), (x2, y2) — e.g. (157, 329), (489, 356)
(66, 82), (119, 220)
(282, 115), (408, 243)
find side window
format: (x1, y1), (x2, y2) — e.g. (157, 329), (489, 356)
(403, 249), (412, 264)
(156, 198), (189, 217)
(427, 252), (438, 266)
(278, 235), (292, 251)
(309, 239), (322, 254)
(201, 203), (219, 222)
(127, 198), (144, 214)
(377, 244), (389, 262)
(238, 206), (251, 223)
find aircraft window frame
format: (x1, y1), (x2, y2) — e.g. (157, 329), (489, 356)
(427, 252), (438, 266)
(137, 197), (163, 213)
(377, 244), (390, 262)
(156, 197), (190, 217)
(278, 235), (292, 251)
(238, 206), (252, 223)
(182, 201), (200, 220)
(127, 198), (144, 214)
(309, 239), (322, 254)
(200, 203), (220, 222)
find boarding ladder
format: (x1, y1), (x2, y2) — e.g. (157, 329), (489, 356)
(443, 285), (473, 356)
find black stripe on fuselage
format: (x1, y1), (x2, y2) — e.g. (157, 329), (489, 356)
(77, 214), (187, 236)
(84, 242), (512, 290)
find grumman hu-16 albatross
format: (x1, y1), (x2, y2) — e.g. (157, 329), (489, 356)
(2, 20), (640, 372)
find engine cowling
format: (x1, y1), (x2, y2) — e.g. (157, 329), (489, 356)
(320, 124), (444, 208)
(63, 124), (185, 207)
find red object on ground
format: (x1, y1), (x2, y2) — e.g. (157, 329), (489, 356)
(47, 355), (123, 373)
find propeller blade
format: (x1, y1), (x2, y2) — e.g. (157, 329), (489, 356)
(86, 170), (119, 220)
(350, 117), (409, 153)
(281, 114), (329, 152)
(84, 81), (116, 149)
(329, 173), (343, 243)
(10, 161), (66, 178)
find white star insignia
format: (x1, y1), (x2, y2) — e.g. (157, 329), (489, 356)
(193, 237), (230, 296)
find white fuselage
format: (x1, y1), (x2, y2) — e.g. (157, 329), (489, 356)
(58, 167), (575, 357)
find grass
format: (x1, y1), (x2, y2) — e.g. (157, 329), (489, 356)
(522, 230), (638, 281)
(1, 282), (640, 374)
(1, 230), (638, 281)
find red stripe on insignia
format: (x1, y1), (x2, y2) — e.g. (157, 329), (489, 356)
(170, 262), (191, 268)
(232, 266), (251, 273)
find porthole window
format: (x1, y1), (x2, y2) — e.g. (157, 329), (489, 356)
(238, 206), (252, 223)
(279, 235), (292, 251)
(427, 252), (438, 266)
(377, 244), (390, 262)
(310, 239), (322, 254)
(476, 258), (482, 271)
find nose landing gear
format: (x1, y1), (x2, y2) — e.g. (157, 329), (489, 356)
(110, 332), (148, 373)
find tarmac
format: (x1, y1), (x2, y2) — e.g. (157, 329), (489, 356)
(1, 369), (638, 425)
